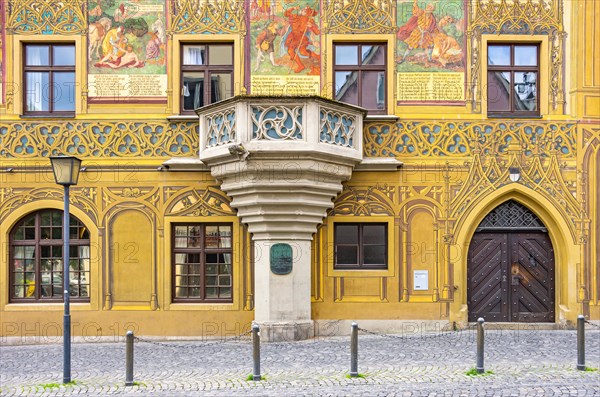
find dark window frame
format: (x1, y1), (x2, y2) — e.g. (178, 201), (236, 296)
(23, 43), (76, 116)
(487, 43), (540, 117)
(334, 223), (388, 270)
(333, 42), (388, 114)
(180, 43), (234, 114)
(171, 223), (233, 303)
(9, 210), (90, 303)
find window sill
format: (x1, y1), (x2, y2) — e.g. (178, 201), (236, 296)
(4, 302), (91, 311)
(487, 114), (543, 119)
(365, 114), (399, 121)
(167, 115), (199, 121)
(330, 268), (395, 278)
(355, 158), (403, 171)
(20, 114), (76, 119)
(168, 302), (235, 311)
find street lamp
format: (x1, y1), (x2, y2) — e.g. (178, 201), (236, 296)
(49, 156), (82, 384)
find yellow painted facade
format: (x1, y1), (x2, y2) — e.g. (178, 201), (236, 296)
(0, 0), (599, 338)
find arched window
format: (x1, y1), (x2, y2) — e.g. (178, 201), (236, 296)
(10, 210), (90, 302)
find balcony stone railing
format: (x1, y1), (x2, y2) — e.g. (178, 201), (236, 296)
(199, 96), (363, 160)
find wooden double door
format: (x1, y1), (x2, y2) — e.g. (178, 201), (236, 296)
(467, 231), (555, 322)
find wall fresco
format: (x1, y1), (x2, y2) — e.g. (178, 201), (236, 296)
(396, 0), (465, 102)
(87, 0), (167, 100)
(250, 1), (321, 96)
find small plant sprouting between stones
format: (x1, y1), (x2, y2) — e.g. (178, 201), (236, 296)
(584, 367), (598, 372)
(40, 383), (60, 389)
(346, 373), (366, 379)
(40, 380), (77, 389)
(465, 368), (494, 376)
(246, 374), (266, 381)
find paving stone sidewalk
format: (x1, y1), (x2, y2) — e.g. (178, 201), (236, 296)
(1, 328), (599, 396)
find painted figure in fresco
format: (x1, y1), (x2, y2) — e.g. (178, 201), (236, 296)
(99, 26), (127, 62)
(397, 0), (439, 64)
(257, 0), (274, 19)
(283, 6), (320, 74)
(431, 16), (463, 67)
(114, 3), (130, 23)
(88, 17), (112, 61)
(90, 2), (103, 17)
(255, 22), (280, 71)
(96, 45), (144, 69)
(146, 31), (162, 63)
(151, 13), (166, 45)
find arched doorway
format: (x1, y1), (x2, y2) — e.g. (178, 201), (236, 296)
(467, 200), (555, 322)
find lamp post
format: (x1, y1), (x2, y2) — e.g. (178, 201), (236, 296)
(49, 156), (82, 384)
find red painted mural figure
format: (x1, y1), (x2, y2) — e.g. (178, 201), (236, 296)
(397, 0), (439, 63)
(283, 6), (320, 73)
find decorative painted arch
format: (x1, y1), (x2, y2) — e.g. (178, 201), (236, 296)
(0, 187), (98, 226)
(330, 185), (395, 216)
(164, 186), (235, 217)
(450, 184), (580, 325)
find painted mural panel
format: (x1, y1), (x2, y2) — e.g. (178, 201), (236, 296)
(87, 0), (167, 101)
(396, 0), (465, 102)
(250, 1), (321, 96)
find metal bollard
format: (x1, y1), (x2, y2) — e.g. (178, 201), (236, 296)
(476, 318), (485, 374)
(252, 325), (261, 381)
(350, 322), (358, 377)
(125, 331), (134, 386)
(577, 315), (585, 371)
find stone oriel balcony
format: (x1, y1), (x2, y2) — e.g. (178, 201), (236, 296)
(197, 95), (366, 241)
(196, 95), (366, 341)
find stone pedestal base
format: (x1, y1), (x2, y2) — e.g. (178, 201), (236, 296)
(257, 321), (314, 342)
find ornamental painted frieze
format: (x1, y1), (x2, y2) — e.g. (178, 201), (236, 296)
(6, 0), (87, 35)
(0, 121), (198, 158)
(323, 0), (395, 34)
(364, 120), (576, 158)
(170, 0), (244, 34)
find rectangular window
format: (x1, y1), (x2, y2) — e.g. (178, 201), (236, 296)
(23, 44), (75, 115)
(487, 44), (539, 117)
(334, 223), (387, 269)
(333, 43), (387, 114)
(181, 43), (234, 114)
(172, 224), (233, 302)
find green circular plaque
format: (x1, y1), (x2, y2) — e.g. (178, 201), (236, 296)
(270, 243), (293, 275)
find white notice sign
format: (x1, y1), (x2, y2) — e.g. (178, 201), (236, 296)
(414, 270), (429, 291)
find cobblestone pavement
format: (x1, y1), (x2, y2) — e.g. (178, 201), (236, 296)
(1, 328), (599, 396)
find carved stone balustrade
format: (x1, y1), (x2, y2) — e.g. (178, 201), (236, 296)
(197, 96), (366, 341)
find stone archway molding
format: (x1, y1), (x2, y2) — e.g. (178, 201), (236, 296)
(450, 184), (579, 326)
